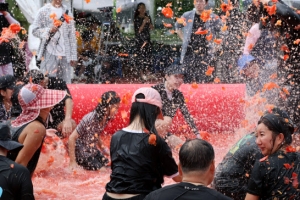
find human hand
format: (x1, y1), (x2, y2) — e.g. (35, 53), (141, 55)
(62, 118), (73, 137)
(69, 161), (79, 170)
(101, 146), (110, 156)
(0, 11), (8, 16)
(143, 16), (150, 24)
(70, 60), (77, 67)
(50, 26), (58, 33)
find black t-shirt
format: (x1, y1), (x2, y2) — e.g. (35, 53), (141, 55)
(186, 13), (208, 56)
(47, 77), (72, 129)
(0, 156), (34, 200)
(214, 133), (262, 198)
(105, 129), (178, 195)
(247, 150), (300, 199)
(152, 84), (199, 135)
(144, 182), (232, 200)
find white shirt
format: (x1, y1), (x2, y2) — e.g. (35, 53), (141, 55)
(47, 5), (65, 56)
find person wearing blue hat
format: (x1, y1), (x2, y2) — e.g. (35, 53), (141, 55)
(0, 122), (34, 199)
(237, 22), (278, 99)
(152, 64), (201, 146)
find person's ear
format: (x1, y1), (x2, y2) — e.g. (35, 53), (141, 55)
(0, 89), (6, 97)
(165, 74), (169, 80)
(210, 160), (215, 174)
(178, 162), (183, 177)
(278, 133), (285, 144)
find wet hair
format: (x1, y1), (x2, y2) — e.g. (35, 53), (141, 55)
(129, 93), (160, 134)
(258, 108), (294, 145)
(93, 91), (120, 122)
(179, 139), (215, 173)
(23, 70), (45, 84)
(134, 3), (147, 19)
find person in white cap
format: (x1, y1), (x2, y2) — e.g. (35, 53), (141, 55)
(7, 83), (66, 176)
(104, 87), (181, 200)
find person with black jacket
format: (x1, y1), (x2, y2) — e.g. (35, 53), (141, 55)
(152, 64), (200, 142)
(0, 122), (34, 200)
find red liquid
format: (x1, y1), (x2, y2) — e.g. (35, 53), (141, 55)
(32, 130), (239, 199)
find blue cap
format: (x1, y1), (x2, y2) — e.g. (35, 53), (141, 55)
(237, 54), (255, 70)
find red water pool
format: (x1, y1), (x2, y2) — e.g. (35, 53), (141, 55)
(32, 130), (242, 199)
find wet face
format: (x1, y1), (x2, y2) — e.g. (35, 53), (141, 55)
(138, 4), (146, 16)
(39, 77), (49, 89)
(1, 88), (13, 101)
(242, 62), (259, 78)
(255, 123), (282, 156)
(165, 74), (184, 90)
(52, 0), (62, 6)
(194, 0), (207, 13)
(108, 103), (120, 119)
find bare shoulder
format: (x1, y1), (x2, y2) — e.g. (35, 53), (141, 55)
(23, 121), (46, 136)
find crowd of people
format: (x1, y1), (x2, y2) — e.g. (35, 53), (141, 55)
(0, 0), (299, 199)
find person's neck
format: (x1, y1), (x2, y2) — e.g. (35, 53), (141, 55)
(39, 110), (49, 124)
(52, 2), (62, 8)
(139, 13), (145, 18)
(2, 100), (11, 110)
(126, 117), (145, 131)
(196, 10), (203, 15)
(164, 81), (174, 93)
(182, 173), (211, 186)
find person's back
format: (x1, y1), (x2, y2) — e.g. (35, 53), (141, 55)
(107, 129), (177, 194)
(0, 156), (34, 199)
(144, 182), (231, 200)
(214, 133), (262, 199)
(104, 87), (180, 200)
(0, 122), (34, 199)
(144, 139), (231, 200)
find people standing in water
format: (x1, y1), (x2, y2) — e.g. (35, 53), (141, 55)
(104, 87), (181, 200)
(245, 108), (300, 199)
(7, 84), (66, 176)
(68, 91), (120, 170)
(133, 3), (154, 81)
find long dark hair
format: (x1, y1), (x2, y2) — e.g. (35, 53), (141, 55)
(129, 93), (160, 134)
(258, 108), (294, 148)
(93, 91), (120, 122)
(134, 2), (147, 19)
(23, 69), (44, 84)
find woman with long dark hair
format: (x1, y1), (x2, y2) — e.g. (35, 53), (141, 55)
(133, 3), (154, 81)
(68, 91), (120, 170)
(245, 108), (300, 199)
(103, 87), (181, 200)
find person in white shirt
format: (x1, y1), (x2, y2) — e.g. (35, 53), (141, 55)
(32, 0), (77, 84)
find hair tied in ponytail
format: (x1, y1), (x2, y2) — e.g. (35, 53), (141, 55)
(143, 128), (157, 146)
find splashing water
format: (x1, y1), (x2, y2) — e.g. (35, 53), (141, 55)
(32, 129), (238, 199)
